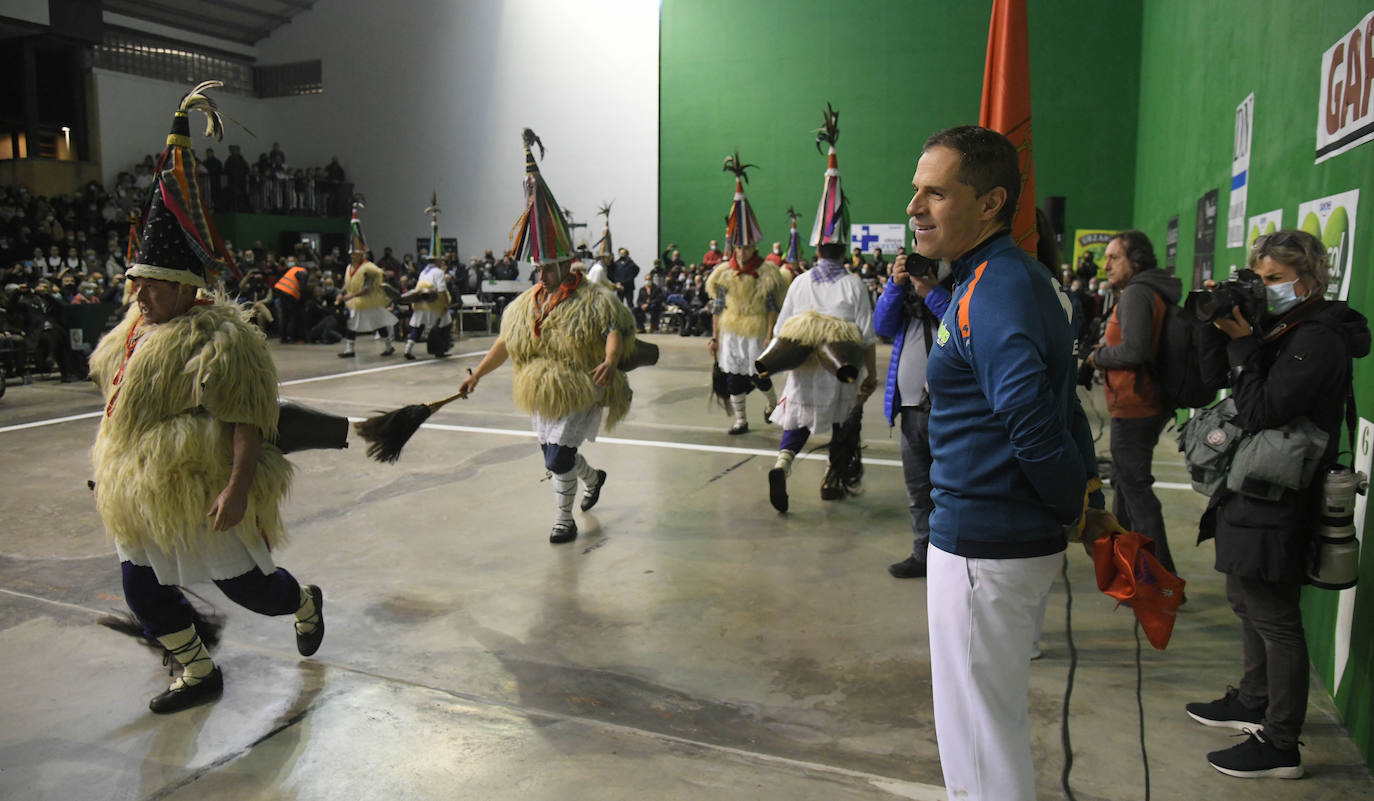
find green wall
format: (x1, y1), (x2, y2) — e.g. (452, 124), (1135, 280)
(659, 0), (1142, 266)
(1134, 0), (1374, 764)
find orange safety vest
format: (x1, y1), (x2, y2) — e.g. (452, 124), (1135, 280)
(274, 265), (307, 299)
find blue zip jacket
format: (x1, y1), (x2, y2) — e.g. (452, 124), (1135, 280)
(926, 233), (1095, 558)
(873, 278), (950, 425)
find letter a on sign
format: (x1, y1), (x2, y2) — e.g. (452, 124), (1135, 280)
(1318, 10), (1374, 163)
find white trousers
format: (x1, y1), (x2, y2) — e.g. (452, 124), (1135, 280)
(927, 546), (1061, 801)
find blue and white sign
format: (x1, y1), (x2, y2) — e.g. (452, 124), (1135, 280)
(851, 223), (906, 255)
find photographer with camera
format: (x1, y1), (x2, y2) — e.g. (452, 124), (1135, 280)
(1183, 230), (1369, 779)
(873, 250), (950, 578)
(1084, 230), (1182, 576)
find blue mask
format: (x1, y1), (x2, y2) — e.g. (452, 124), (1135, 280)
(1265, 278), (1302, 316)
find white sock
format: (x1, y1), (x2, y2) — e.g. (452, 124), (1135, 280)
(730, 394), (747, 424)
(403, 339), (415, 355)
(341, 338), (355, 354)
(573, 452), (598, 484)
(765, 387), (778, 407)
(552, 471), (577, 525)
(773, 449), (796, 476)
(157, 625), (214, 688)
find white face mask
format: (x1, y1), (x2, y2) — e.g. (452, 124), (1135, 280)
(1265, 278), (1303, 316)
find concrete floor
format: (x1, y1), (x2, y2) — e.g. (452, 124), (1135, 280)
(1, 331), (1372, 801)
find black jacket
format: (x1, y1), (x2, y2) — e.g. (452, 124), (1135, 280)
(1197, 297), (1371, 582)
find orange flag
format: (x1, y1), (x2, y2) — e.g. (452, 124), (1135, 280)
(979, 0), (1039, 255)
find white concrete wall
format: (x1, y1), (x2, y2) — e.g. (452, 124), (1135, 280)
(254, 0), (659, 270)
(89, 0), (659, 273)
(93, 70), (274, 186)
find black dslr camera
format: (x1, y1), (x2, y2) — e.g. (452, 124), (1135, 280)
(1184, 268), (1266, 323)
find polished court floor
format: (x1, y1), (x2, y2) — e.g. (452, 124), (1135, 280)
(1, 332), (1371, 800)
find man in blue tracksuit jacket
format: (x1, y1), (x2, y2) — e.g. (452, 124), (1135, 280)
(912, 126), (1100, 801)
(872, 254), (950, 578)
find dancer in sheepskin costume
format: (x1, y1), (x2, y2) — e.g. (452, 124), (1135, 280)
(337, 201), (398, 357)
(456, 129), (636, 544)
(403, 193), (454, 360)
(705, 151), (787, 435)
(765, 105), (877, 512)
(90, 82), (324, 714)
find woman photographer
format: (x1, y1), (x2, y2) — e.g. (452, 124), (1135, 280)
(1187, 230), (1369, 779)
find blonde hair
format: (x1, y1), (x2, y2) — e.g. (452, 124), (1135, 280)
(1247, 230), (1329, 290)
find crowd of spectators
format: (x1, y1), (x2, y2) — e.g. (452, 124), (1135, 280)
(114, 143), (352, 217)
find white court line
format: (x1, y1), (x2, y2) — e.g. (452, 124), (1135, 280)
(0, 351), (487, 435)
(0, 410), (104, 434)
(279, 349), (487, 386)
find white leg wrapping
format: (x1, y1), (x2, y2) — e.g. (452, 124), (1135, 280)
(552, 471), (577, 525)
(730, 394), (748, 424)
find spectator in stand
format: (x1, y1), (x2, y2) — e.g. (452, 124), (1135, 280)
(201, 147), (223, 210)
(224, 144), (250, 212)
(850, 246), (867, 273)
(680, 273), (711, 336)
(611, 248), (639, 306)
(701, 239), (723, 270)
(634, 280), (665, 333)
(872, 247), (888, 277)
(378, 246), (402, 279)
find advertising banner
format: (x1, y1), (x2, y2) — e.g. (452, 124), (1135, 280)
(1317, 10), (1374, 163)
(850, 223), (906, 255)
(1228, 93), (1254, 247)
(1071, 229), (1115, 280)
(1297, 189), (1359, 300)
(1193, 189), (1219, 289)
(1246, 209), (1284, 249)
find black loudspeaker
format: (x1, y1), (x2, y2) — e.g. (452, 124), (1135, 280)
(1045, 196), (1067, 237)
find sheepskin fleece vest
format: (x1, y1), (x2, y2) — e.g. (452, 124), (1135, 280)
(501, 281), (636, 427)
(414, 272), (451, 313)
(89, 300), (292, 555)
(344, 261), (389, 310)
(706, 261), (786, 338)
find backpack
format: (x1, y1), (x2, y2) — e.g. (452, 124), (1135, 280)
(1149, 293), (1217, 410)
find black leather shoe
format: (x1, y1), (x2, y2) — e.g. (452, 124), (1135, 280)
(580, 470), (607, 511)
(149, 666), (223, 714)
(380, 345), (396, 356)
(768, 467), (788, 512)
(337, 351), (354, 358)
(550, 521), (578, 544)
(888, 555), (927, 578)
(295, 585), (325, 657)
(404, 352), (417, 361)
(727, 421), (749, 435)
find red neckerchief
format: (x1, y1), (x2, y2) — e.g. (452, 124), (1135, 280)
(531, 271), (583, 337)
(105, 298), (213, 417)
(729, 252), (763, 277)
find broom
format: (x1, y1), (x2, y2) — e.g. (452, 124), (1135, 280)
(354, 370), (471, 463)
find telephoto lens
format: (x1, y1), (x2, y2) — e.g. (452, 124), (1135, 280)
(1308, 465), (1364, 589)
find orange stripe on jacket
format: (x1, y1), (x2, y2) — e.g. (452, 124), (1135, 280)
(956, 261), (989, 338)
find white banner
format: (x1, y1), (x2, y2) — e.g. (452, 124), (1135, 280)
(1317, 10), (1374, 163)
(1245, 208), (1283, 249)
(1228, 92), (1254, 247)
(1297, 189), (1359, 300)
(850, 223), (906, 255)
